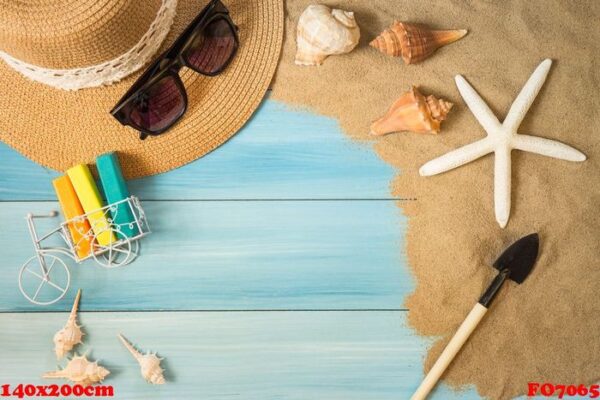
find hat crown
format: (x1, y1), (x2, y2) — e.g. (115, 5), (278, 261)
(0, 0), (164, 69)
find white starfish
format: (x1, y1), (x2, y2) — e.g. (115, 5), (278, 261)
(419, 59), (586, 228)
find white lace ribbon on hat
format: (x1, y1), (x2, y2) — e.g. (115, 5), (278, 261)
(0, 0), (177, 91)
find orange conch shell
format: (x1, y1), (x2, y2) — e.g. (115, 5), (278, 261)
(370, 86), (453, 136)
(370, 21), (467, 64)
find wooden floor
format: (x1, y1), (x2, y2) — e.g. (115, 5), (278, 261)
(0, 98), (496, 398)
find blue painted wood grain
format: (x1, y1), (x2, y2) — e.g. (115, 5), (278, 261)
(0, 311), (486, 400)
(1, 199), (410, 311)
(0, 99), (402, 201)
(0, 97), (498, 399)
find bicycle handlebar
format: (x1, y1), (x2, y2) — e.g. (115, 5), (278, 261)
(26, 211), (58, 219)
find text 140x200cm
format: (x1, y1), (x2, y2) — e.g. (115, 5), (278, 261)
(1, 384), (114, 398)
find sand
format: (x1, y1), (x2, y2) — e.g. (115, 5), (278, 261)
(271, 1), (600, 399)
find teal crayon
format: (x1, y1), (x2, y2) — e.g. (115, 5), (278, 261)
(96, 152), (139, 237)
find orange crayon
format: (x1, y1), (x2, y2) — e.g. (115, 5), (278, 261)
(52, 175), (93, 259)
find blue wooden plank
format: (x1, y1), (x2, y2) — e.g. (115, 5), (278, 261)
(0, 98), (401, 201)
(0, 311), (484, 399)
(1, 199), (410, 311)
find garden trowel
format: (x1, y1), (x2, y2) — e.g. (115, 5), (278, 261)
(411, 233), (540, 400)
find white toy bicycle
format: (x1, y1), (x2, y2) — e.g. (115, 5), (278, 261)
(18, 196), (150, 305)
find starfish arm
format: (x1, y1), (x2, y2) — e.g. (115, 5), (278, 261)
(494, 145), (512, 228)
(419, 138), (494, 176)
(512, 134), (587, 162)
(455, 75), (502, 134)
(503, 59), (552, 131)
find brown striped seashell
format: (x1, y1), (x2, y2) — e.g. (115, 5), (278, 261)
(370, 21), (467, 64)
(370, 86), (453, 136)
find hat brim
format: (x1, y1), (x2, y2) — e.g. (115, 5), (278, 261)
(0, 0), (283, 178)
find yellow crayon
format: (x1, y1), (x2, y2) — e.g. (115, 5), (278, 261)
(67, 164), (116, 246)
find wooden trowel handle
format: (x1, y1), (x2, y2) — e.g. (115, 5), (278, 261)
(411, 303), (488, 400)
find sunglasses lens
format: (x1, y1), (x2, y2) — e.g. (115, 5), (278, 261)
(128, 75), (186, 134)
(184, 17), (237, 74)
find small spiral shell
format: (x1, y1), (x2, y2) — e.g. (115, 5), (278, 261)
(43, 354), (110, 387)
(370, 21), (467, 64)
(53, 289), (84, 359)
(371, 86), (453, 136)
(118, 334), (166, 384)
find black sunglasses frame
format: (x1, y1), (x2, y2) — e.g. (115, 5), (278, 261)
(110, 0), (239, 139)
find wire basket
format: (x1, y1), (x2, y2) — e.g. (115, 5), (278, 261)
(18, 196), (150, 305)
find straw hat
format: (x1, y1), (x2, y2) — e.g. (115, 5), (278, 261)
(0, 0), (283, 178)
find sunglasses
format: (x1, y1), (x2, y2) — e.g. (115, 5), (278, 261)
(111, 0), (239, 140)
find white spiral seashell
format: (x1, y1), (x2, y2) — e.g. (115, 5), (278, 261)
(295, 4), (360, 66)
(43, 354), (110, 387)
(53, 289), (84, 359)
(139, 354), (166, 385)
(118, 334), (166, 384)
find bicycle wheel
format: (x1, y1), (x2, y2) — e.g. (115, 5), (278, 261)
(92, 228), (133, 268)
(19, 254), (70, 306)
